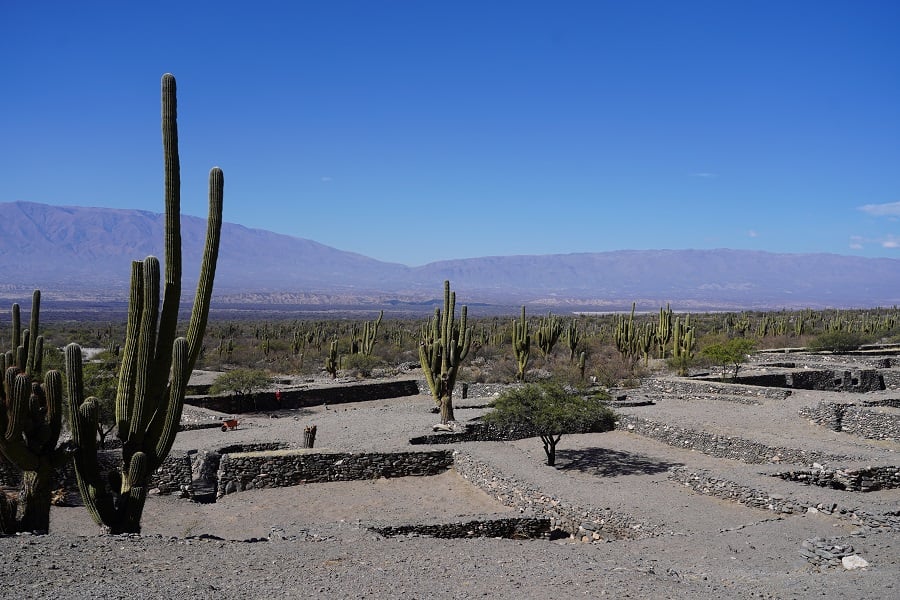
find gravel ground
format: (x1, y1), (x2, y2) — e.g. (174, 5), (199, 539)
(1, 369), (898, 599)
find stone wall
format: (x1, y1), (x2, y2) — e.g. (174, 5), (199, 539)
(730, 369), (885, 393)
(616, 415), (850, 466)
(772, 466), (900, 492)
(799, 402), (900, 442)
(216, 449), (453, 497)
(185, 379), (420, 414)
(641, 378), (789, 403)
(370, 517), (551, 540)
(452, 450), (654, 541)
(669, 467), (900, 531)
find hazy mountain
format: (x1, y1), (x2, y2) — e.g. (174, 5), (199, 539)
(1, 201), (898, 311)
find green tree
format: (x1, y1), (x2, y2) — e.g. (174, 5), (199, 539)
(209, 369), (271, 398)
(701, 337), (756, 380)
(483, 383), (615, 466)
(81, 350), (120, 448)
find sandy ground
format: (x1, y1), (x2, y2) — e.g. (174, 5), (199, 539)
(2, 366), (899, 599)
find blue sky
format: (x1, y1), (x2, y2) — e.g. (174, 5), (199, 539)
(2, 1), (899, 266)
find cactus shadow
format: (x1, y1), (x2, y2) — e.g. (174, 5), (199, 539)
(555, 448), (683, 477)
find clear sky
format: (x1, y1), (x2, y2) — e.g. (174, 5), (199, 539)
(2, 1), (899, 266)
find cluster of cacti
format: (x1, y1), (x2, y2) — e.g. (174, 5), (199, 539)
(535, 312), (562, 357)
(418, 281), (472, 423)
(357, 310), (383, 356)
(614, 303), (638, 365)
(512, 306), (531, 381)
(64, 73), (223, 534)
(0, 291), (70, 533)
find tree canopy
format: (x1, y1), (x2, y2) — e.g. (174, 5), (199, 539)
(700, 337), (755, 380)
(483, 382), (615, 466)
(209, 369), (271, 397)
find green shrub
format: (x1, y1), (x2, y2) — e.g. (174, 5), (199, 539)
(808, 331), (870, 353)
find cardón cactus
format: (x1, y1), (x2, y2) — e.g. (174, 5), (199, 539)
(419, 281), (472, 424)
(0, 291), (69, 533)
(64, 73), (223, 534)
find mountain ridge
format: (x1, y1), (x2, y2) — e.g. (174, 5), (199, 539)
(1, 201), (898, 311)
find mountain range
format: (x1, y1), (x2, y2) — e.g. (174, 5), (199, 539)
(1, 201), (899, 312)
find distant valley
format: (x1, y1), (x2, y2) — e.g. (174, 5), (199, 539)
(2, 201), (899, 315)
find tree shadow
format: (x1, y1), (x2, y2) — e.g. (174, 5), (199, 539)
(555, 447), (684, 477)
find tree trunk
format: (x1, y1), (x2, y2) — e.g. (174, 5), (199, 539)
(17, 466), (52, 533)
(439, 394), (455, 424)
(541, 435), (560, 466)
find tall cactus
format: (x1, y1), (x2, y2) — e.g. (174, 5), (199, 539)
(672, 314), (695, 376)
(656, 303), (672, 359)
(0, 291), (69, 533)
(359, 310), (384, 356)
(564, 318), (581, 361)
(512, 306), (531, 381)
(535, 312), (562, 357)
(65, 73), (223, 534)
(418, 281), (472, 424)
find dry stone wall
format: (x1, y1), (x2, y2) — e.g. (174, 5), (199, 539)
(216, 450), (453, 497)
(799, 402), (900, 442)
(452, 450), (654, 540)
(616, 415), (851, 466)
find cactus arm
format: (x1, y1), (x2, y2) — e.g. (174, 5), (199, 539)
(25, 290), (40, 375)
(115, 261), (143, 437)
(155, 72), (182, 382)
(183, 167), (223, 373)
(129, 257), (161, 444)
(150, 337), (188, 464)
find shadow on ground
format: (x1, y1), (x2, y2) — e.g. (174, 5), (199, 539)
(555, 447), (683, 477)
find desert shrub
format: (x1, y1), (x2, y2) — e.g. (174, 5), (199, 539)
(808, 331), (871, 353)
(342, 353), (382, 378)
(209, 368), (271, 397)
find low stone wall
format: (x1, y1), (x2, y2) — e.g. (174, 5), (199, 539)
(370, 517), (551, 539)
(616, 415), (851, 466)
(669, 467), (900, 531)
(216, 450), (453, 497)
(185, 379), (421, 414)
(799, 402), (900, 442)
(452, 450), (653, 541)
(772, 466), (900, 492)
(641, 378), (789, 403)
(732, 369), (885, 393)
(151, 453), (192, 495)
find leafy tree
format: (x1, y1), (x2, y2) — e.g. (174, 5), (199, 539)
(80, 350), (120, 448)
(209, 369), (271, 398)
(483, 382), (615, 466)
(700, 337), (755, 380)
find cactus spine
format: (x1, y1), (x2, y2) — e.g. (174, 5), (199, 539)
(418, 281), (472, 424)
(65, 73), (223, 534)
(512, 306), (531, 381)
(0, 291), (68, 533)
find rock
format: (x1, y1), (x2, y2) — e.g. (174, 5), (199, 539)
(841, 555), (869, 570)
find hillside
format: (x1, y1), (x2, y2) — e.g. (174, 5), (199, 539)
(1, 201), (898, 310)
